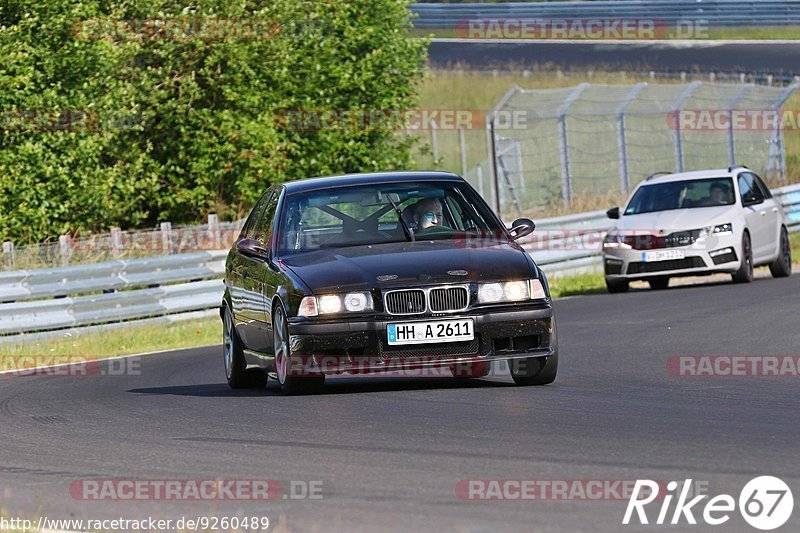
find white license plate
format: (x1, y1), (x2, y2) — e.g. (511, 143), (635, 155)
(642, 249), (685, 262)
(387, 318), (474, 346)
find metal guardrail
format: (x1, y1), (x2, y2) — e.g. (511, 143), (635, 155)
(1, 184), (798, 337)
(411, 1), (800, 28)
(529, 183), (800, 277)
(0, 251), (227, 337)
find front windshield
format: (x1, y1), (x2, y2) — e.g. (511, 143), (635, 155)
(624, 177), (735, 215)
(278, 181), (503, 254)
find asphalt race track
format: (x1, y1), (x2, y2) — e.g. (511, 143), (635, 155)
(428, 39), (800, 78)
(1, 274), (799, 532)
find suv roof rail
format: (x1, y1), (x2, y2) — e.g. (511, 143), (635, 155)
(645, 171), (672, 181)
(728, 164), (749, 172)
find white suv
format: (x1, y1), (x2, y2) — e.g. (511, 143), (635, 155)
(602, 167), (792, 292)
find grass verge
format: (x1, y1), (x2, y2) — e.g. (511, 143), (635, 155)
(0, 316), (220, 371)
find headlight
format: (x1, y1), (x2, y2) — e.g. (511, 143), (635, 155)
(298, 292), (373, 317)
(712, 222), (733, 236)
(603, 232), (631, 249)
(477, 279), (547, 304)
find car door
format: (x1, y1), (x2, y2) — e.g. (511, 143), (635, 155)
(749, 172), (781, 261)
(737, 172), (771, 262)
(250, 187), (284, 355)
(236, 189), (277, 352)
(228, 192), (271, 341)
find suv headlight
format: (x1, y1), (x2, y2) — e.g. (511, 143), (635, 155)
(298, 292), (374, 317)
(712, 222), (733, 236)
(603, 232), (631, 249)
(477, 279), (547, 304)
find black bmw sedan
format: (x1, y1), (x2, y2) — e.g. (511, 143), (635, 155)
(221, 171), (557, 394)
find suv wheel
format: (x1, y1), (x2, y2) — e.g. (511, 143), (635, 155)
(769, 227), (792, 278)
(732, 232), (754, 283)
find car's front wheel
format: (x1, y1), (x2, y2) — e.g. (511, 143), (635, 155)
(605, 278), (629, 293)
(509, 353), (558, 386)
(648, 277), (669, 290)
(732, 232), (754, 283)
(223, 306), (267, 389)
(273, 304), (324, 395)
(769, 227), (792, 278)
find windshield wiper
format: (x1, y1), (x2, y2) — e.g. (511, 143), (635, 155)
(386, 195), (415, 242)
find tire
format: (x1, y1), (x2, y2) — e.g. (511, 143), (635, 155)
(509, 353), (558, 386)
(769, 227), (792, 278)
(732, 232), (754, 284)
(223, 306), (267, 389)
(273, 304), (324, 395)
(605, 278), (629, 293)
(509, 318), (558, 386)
(648, 277), (670, 290)
(451, 361), (491, 378)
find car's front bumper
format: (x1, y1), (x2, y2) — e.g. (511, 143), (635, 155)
(286, 304), (556, 376)
(602, 233), (741, 280)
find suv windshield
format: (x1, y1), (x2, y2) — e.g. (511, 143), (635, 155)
(278, 181), (503, 254)
(624, 177), (735, 215)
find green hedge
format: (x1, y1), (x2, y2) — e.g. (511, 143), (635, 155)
(0, 0), (426, 243)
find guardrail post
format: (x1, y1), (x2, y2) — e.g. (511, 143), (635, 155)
(208, 214), (220, 248)
(110, 227), (122, 258)
(59, 235), (72, 266)
(161, 222), (174, 255)
(2, 241), (14, 270)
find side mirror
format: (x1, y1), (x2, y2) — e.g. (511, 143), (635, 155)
(236, 238), (269, 259)
(606, 207), (620, 219)
(742, 195), (763, 207)
(509, 218), (535, 240)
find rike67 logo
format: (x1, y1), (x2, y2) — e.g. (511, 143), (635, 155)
(623, 477), (793, 530)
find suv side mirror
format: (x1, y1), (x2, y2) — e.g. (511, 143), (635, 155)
(236, 238), (269, 259)
(742, 195), (763, 207)
(606, 207), (620, 219)
(509, 218), (535, 240)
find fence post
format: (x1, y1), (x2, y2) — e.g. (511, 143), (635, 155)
(767, 81), (800, 181)
(486, 85), (520, 214)
(208, 213), (220, 248)
(59, 235), (72, 266)
(110, 227), (122, 258)
(476, 166), (485, 198)
(670, 81), (701, 173)
(458, 126), (467, 177)
(2, 241), (14, 270)
(726, 85), (753, 168)
(556, 83), (590, 205)
(430, 119), (438, 163)
(161, 222), (173, 255)
(616, 83), (646, 193)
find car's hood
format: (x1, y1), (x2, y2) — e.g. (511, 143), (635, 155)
(280, 240), (536, 293)
(612, 206), (739, 234)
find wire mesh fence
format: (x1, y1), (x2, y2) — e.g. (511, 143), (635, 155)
(485, 81), (799, 220)
(1, 216), (243, 272)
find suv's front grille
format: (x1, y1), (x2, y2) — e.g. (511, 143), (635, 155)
(385, 289), (426, 315)
(622, 229), (704, 250)
(429, 287), (469, 313)
(383, 285), (470, 315)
